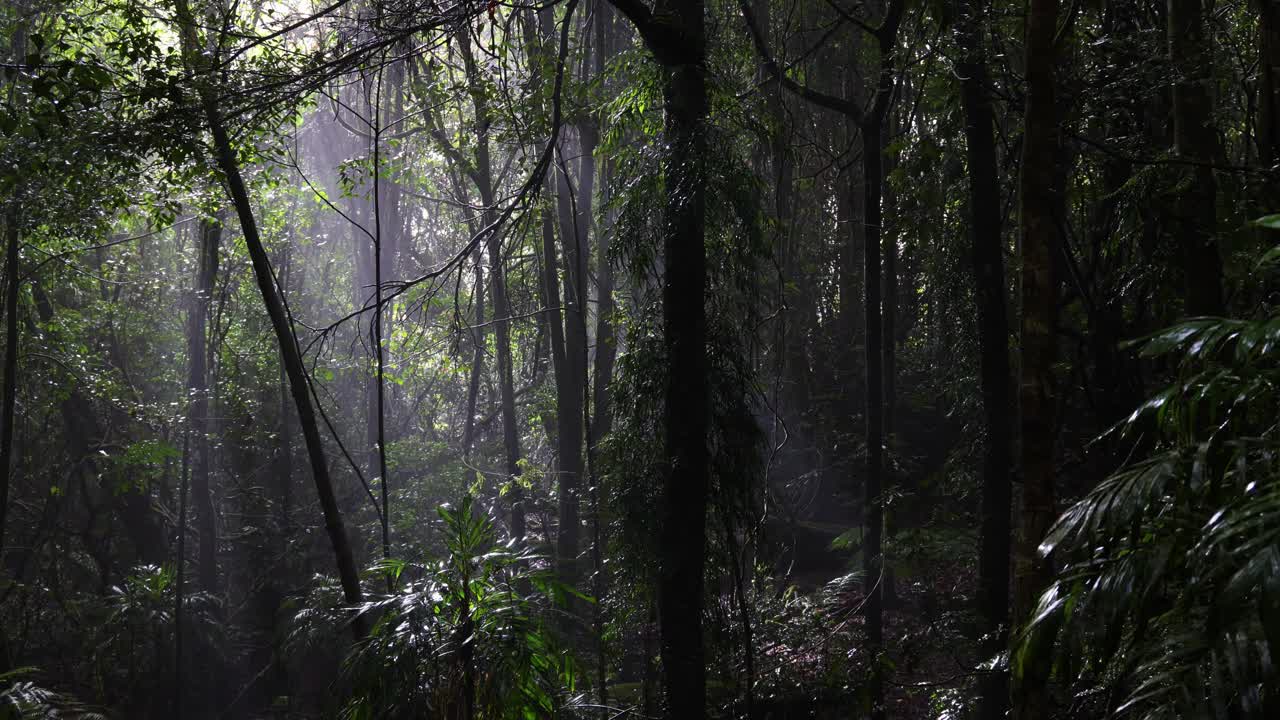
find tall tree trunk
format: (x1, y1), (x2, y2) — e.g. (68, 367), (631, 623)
(589, 3), (619, 452)
(370, 65), (392, 562)
(0, 215), (17, 559)
(1014, 0), (1062, 714)
(608, 1), (710, 716)
(657, 49), (708, 720)
(882, 123), (898, 446)
(185, 215), (222, 719)
(1168, 0), (1224, 315)
(187, 216), (220, 595)
(955, 2), (1013, 717)
(861, 10), (904, 718)
(461, 257), (486, 458)
(172, 0), (366, 636)
(582, 6), (614, 711)
(276, 247), (294, 526)
(459, 31), (524, 541)
(553, 158), (586, 583)
(539, 6), (587, 586)
(1258, 0), (1280, 168)
(861, 98), (889, 720)
(173, 430), (191, 719)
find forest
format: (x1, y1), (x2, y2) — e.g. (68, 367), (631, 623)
(0, 0), (1277, 717)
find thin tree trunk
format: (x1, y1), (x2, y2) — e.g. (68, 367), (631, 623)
(0, 215), (17, 559)
(1258, 0), (1280, 168)
(461, 258), (486, 458)
(371, 64), (392, 562)
(554, 162), (587, 587)
(1013, 0), (1062, 714)
(459, 31), (524, 541)
(276, 248), (293, 526)
(861, 111), (889, 720)
(861, 11), (904, 718)
(172, 0), (366, 636)
(187, 216), (220, 595)
(588, 11), (618, 449)
(882, 124), (898, 446)
(955, 2), (1014, 717)
(539, 6), (587, 586)
(173, 430), (191, 719)
(586, 6), (617, 714)
(1168, 0), (1224, 315)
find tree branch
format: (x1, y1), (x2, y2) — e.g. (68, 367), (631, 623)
(737, 0), (866, 126)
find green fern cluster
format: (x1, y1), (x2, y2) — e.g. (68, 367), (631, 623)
(334, 498), (582, 720)
(1022, 272), (1280, 716)
(0, 669), (106, 720)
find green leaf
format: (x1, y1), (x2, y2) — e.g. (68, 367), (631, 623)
(1250, 214), (1280, 231)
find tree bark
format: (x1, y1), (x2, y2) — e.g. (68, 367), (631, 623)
(276, 247), (294, 526)
(1258, 0), (1280, 168)
(1014, 0), (1062, 715)
(0, 214), (18, 560)
(553, 158), (587, 586)
(1168, 0), (1224, 315)
(955, 2), (1013, 717)
(861, 89), (888, 720)
(537, 5), (587, 586)
(589, 3), (618, 452)
(459, 31), (524, 541)
(861, 11), (904, 719)
(608, 1), (710, 716)
(187, 216), (220, 596)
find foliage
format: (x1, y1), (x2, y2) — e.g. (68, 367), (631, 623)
(0, 668), (106, 720)
(294, 498), (581, 720)
(1023, 241), (1280, 717)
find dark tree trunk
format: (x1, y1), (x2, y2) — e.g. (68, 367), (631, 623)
(1014, 0), (1062, 715)
(589, 4), (618, 451)
(882, 123), (898, 446)
(553, 153), (586, 585)
(657, 45), (708, 716)
(861, 11), (904, 718)
(459, 31), (524, 542)
(1259, 0), (1280, 168)
(276, 248), (293, 526)
(172, 0), (366, 636)
(861, 109), (888, 720)
(582, 6), (614, 711)
(187, 217), (220, 596)
(461, 258), (485, 458)
(537, 5), (587, 585)
(955, 2), (1013, 717)
(0, 215), (17, 559)
(184, 215), (221, 717)
(1168, 0), (1223, 315)
(608, 1), (710, 716)
(173, 431), (190, 719)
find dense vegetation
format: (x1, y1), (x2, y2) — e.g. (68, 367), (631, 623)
(1, 0), (1277, 718)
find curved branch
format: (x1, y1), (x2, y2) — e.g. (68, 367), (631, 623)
(737, 0), (866, 126)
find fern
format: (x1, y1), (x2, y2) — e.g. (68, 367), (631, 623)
(0, 668), (108, 720)
(1022, 302), (1280, 717)
(290, 497), (583, 720)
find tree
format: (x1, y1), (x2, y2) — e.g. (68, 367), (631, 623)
(1014, 0), (1062, 716)
(954, 1), (1014, 717)
(171, 0), (366, 637)
(1168, 0), (1224, 315)
(606, 1), (710, 716)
